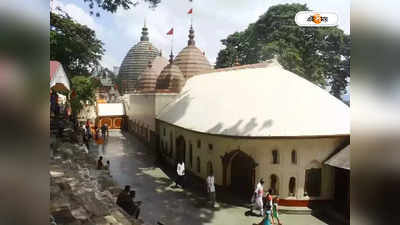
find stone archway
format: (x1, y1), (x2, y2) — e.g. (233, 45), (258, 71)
(221, 150), (258, 198)
(305, 160), (322, 197)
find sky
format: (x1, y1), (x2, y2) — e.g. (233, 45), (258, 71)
(51, 0), (350, 72)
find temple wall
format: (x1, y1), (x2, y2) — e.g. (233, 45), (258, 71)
(127, 93), (177, 131)
(158, 120), (348, 200)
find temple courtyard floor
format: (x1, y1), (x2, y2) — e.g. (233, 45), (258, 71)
(92, 131), (340, 225)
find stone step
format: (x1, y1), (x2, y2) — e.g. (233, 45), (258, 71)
(278, 206), (312, 215)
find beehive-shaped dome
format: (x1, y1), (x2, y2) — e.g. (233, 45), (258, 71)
(119, 25), (160, 93)
(156, 52), (185, 93)
(136, 55), (169, 92)
(174, 26), (212, 80)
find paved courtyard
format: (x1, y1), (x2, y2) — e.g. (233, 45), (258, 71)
(93, 131), (331, 225)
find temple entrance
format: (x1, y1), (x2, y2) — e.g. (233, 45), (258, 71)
(305, 168), (322, 197)
(175, 136), (186, 163)
(231, 151), (255, 198)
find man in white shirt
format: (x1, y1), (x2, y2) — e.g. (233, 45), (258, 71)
(176, 160), (185, 188)
(207, 171), (216, 207)
(254, 178), (265, 217)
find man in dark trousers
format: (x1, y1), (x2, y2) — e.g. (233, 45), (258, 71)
(101, 123), (109, 138)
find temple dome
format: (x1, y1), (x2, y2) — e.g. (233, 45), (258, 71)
(136, 56), (169, 92)
(157, 59), (350, 137)
(119, 25), (160, 93)
(174, 26), (212, 80)
(155, 52), (185, 93)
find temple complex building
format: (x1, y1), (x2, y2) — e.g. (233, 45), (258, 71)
(118, 22), (349, 207)
(156, 59), (350, 205)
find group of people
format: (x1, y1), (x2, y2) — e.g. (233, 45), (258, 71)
(251, 179), (282, 225)
(81, 121), (109, 148)
(175, 160), (216, 207)
(97, 156), (111, 175)
(116, 185), (142, 219)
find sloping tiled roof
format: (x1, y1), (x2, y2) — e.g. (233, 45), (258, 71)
(325, 145), (350, 170)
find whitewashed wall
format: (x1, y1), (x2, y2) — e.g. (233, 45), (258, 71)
(159, 121), (347, 200)
(127, 93), (177, 131)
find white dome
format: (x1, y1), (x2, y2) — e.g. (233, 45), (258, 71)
(157, 61), (350, 137)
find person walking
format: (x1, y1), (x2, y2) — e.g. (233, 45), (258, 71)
(271, 197), (282, 225)
(101, 123), (109, 138)
(176, 160), (185, 188)
(207, 171), (216, 207)
(255, 178), (265, 217)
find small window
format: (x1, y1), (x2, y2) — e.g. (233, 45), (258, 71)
(169, 132), (173, 156)
(207, 161), (213, 175)
(197, 157), (201, 173)
(289, 177), (296, 196)
(189, 143), (193, 168)
(270, 174), (278, 195)
(272, 150), (279, 164)
(208, 144), (213, 150)
(197, 140), (201, 148)
(291, 150), (297, 164)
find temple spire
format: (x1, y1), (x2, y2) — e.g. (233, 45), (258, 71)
(187, 25), (195, 46)
(140, 23), (149, 41)
(169, 50), (174, 64)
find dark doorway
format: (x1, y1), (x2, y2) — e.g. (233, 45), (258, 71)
(231, 151), (255, 198)
(289, 177), (296, 196)
(305, 168), (322, 197)
(334, 168), (350, 223)
(270, 174), (279, 195)
(175, 136), (186, 163)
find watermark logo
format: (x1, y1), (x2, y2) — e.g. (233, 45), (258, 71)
(295, 11), (338, 27)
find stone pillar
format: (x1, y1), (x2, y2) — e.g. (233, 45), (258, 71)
(297, 169), (306, 199)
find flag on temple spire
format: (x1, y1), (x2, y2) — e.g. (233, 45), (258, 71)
(166, 28), (174, 35)
(188, 8), (193, 14)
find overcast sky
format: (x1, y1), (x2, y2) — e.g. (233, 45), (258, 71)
(52, 0), (350, 71)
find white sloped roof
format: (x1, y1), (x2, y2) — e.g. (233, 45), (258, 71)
(97, 103), (125, 116)
(157, 61), (350, 137)
(325, 145), (350, 170)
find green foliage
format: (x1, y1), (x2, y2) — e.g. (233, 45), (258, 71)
(70, 76), (100, 115)
(50, 12), (105, 78)
(80, 0), (161, 16)
(215, 3), (351, 100)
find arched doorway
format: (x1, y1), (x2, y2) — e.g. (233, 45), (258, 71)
(289, 177), (296, 196)
(270, 174), (279, 195)
(305, 161), (322, 197)
(231, 151), (256, 198)
(175, 135), (186, 163)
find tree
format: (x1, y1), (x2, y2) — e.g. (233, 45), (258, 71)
(50, 12), (105, 78)
(70, 76), (100, 116)
(215, 3), (351, 100)
(79, 0), (161, 16)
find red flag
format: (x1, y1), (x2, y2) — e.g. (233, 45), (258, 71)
(166, 28), (174, 35)
(187, 8), (193, 14)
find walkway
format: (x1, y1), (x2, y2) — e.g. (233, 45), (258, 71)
(92, 131), (333, 225)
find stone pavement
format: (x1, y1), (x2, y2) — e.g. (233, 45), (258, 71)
(93, 131), (338, 225)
